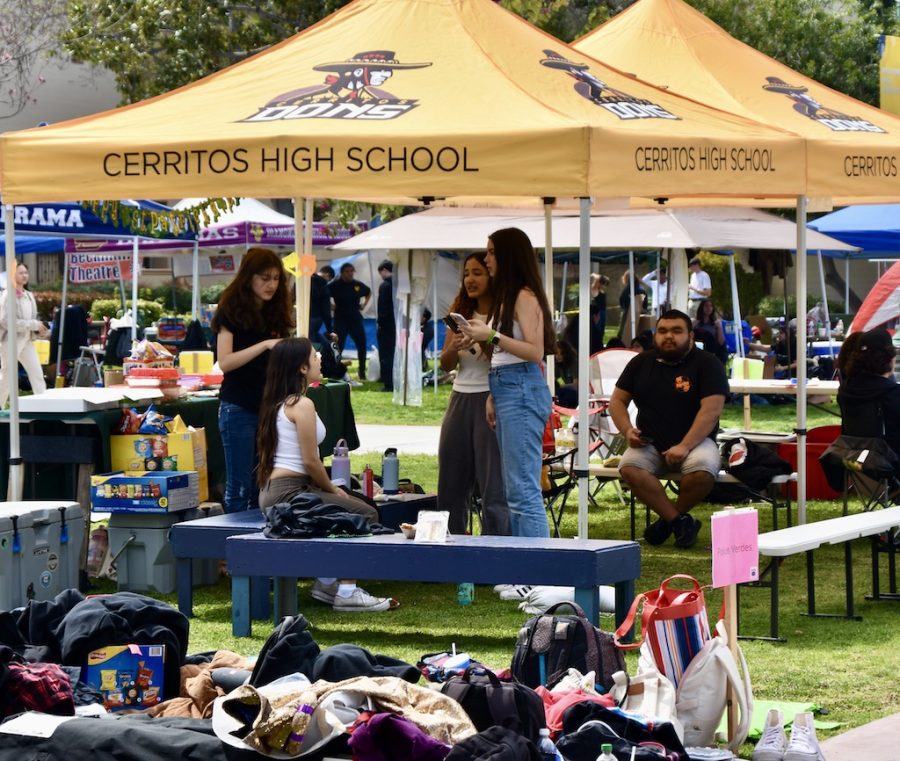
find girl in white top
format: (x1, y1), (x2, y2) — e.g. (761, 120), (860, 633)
(256, 337), (397, 613)
(460, 228), (555, 539)
(0, 262), (49, 409)
(437, 253), (508, 535)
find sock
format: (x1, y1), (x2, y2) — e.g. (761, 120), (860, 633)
(317, 577), (337, 586)
(336, 583), (357, 598)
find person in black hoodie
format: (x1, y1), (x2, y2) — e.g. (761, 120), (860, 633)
(835, 327), (900, 466)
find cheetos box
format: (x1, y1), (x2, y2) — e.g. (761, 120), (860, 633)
(178, 351), (214, 374)
(109, 429), (208, 501)
(83, 644), (166, 712)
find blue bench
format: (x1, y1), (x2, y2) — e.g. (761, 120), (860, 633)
(225, 532), (641, 637)
(169, 496), (436, 618)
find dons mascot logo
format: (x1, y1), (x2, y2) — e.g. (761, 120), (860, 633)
(762, 76), (885, 133)
(243, 50), (432, 122)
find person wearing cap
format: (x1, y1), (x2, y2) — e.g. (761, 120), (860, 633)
(687, 257), (711, 318)
(835, 328), (900, 470)
(328, 262), (371, 381)
(376, 259), (395, 392)
(641, 264), (669, 315)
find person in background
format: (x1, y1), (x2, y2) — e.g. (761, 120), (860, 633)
(257, 337), (398, 612)
(460, 227), (555, 539)
(693, 298), (728, 364)
(630, 330), (654, 352)
(421, 307), (434, 370)
(329, 262), (370, 381)
(617, 269), (646, 339)
(438, 253), (508, 536)
(835, 327), (900, 470)
(318, 264), (335, 283)
(376, 260), (395, 392)
(554, 338), (579, 409)
(590, 272), (610, 341)
(212, 247), (292, 513)
(641, 265), (669, 314)
(309, 268), (335, 344)
(687, 257), (711, 317)
(562, 303), (605, 357)
(610, 310), (729, 549)
(0, 262), (49, 409)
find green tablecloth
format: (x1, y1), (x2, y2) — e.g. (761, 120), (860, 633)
(0, 382), (358, 501)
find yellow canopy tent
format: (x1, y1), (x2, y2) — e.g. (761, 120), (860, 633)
(0, 0), (807, 530)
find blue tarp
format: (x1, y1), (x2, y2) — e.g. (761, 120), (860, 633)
(0, 200), (194, 241)
(808, 204), (900, 257)
(0, 234), (64, 254)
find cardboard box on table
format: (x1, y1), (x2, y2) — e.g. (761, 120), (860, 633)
(91, 471), (200, 513)
(83, 644), (165, 712)
(178, 351), (214, 374)
(110, 428), (208, 501)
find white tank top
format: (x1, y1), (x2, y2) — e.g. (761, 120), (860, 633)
(452, 310), (490, 393)
(491, 318), (527, 368)
(272, 402), (326, 474)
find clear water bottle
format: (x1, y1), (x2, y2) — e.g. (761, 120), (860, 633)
(457, 582), (474, 606)
(538, 728), (561, 761)
(331, 438), (351, 487)
(596, 743), (616, 761)
(382, 447), (400, 494)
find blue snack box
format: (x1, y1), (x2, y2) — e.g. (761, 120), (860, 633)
(90, 470), (200, 513)
(83, 644), (165, 712)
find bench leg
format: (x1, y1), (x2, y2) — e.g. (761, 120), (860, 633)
(867, 532), (900, 603)
(803, 544), (862, 622)
(737, 557), (786, 643)
(574, 586), (600, 627)
(250, 576), (271, 620)
(176, 558), (193, 617)
(232, 575), (251, 637)
(613, 579), (635, 641)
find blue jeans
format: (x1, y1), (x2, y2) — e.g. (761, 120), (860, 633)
(489, 362), (552, 538)
(219, 400), (260, 514)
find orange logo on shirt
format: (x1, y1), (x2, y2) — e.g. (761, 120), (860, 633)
(675, 376), (692, 392)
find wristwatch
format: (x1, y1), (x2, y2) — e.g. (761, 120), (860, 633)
(490, 331), (501, 346)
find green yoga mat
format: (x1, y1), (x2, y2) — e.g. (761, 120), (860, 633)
(717, 700), (841, 740)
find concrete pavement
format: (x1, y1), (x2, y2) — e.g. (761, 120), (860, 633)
(355, 424), (441, 455)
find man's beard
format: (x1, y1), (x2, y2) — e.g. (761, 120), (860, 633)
(656, 342), (690, 362)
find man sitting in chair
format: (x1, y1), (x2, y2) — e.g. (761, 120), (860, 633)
(609, 310), (730, 548)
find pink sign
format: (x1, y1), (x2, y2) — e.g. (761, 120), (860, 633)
(711, 508), (759, 588)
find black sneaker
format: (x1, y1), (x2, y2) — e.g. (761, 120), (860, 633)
(643, 518), (673, 545)
(672, 514), (702, 548)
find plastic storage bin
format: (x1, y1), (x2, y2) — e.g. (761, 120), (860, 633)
(0, 501), (84, 611)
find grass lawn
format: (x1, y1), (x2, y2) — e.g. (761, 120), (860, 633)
(93, 387), (898, 758)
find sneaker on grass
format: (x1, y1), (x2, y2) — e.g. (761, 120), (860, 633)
(752, 707), (787, 761)
(493, 584), (514, 594)
(310, 579), (339, 605)
(333, 587), (398, 613)
(498, 584), (534, 601)
(784, 712), (826, 761)
(672, 514), (702, 549)
(643, 517), (673, 546)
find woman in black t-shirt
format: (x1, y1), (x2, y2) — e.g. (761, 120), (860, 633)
(211, 247), (293, 513)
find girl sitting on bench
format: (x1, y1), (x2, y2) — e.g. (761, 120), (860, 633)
(257, 337), (398, 613)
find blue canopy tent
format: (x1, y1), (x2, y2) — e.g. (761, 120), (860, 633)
(808, 204), (900, 256)
(0, 234), (64, 255)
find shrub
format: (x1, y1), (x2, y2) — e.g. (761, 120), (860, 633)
(32, 290), (110, 321)
(697, 251), (764, 320)
(201, 282), (227, 304)
(90, 298), (163, 326)
(756, 294), (843, 319)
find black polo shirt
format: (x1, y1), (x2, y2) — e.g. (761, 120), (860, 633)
(328, 278), (370, 322)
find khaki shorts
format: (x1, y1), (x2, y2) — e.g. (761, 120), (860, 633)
(619, 437), (721, 477)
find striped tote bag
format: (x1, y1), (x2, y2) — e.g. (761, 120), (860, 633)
(613, 574), (711, 688)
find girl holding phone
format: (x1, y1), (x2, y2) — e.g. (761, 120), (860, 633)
(438, 253), (508, 536)
(211, 247), (292, 513)
(460, 228), (555, 538)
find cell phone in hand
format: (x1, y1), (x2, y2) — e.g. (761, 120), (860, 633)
(443, 315), (461, 334)
(449, 312), (471, 329)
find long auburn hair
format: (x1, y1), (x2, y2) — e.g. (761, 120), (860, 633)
(487, 228), (555, 356)
(448, 252), (492, 320)
(211, 247), (293, 337)
(256, 337), (315, 488)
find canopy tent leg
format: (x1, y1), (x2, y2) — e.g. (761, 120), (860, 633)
(131, 237), (139, 342)
(432, 252), (438, 393)
(543, 199), (555, 396)
(729, 255), (744, 359)
(796, 196), (809, 524)
(576, 197), (591, 540)
(4, 205), (23, 501)
(191, 239), (200, 321)
(55, 251), (70, 384)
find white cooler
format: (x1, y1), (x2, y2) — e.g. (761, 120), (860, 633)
(0, 501), (85, 611)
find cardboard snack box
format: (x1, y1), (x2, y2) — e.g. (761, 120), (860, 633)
(83, 644), (165, 712)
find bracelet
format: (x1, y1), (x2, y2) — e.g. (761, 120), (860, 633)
(488, 330), (496, 343)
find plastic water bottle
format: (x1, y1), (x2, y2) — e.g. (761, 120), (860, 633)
(538, 728), (562, 760)
(382, 447), (400, 494)
(457, 582), (474, 605)
(596, 743), (616, 761)
(331, 439), (351, 487)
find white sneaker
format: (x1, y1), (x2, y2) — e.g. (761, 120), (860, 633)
(784, 712), (826, 761)
(310, 579), (339, 604)
(333, 587), (396, 613)
(753, 708), (787, 761)
(493, 584), (514, 594)
(346, 377), (363, 388)
(498, 584), (534, 601)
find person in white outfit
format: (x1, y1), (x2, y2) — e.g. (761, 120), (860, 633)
(0, 262), (49, 408)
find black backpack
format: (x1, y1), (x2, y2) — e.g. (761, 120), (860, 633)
(721, 436), (792, 491)
(510, 601), (625, 692)
(248, 615), (320, 687)
(445, 726), (542, 761)
(441, 667), (546, 744)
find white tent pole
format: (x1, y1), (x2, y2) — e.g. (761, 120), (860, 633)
(796, 197), (809, 525)
(544, 199), (555, 396)
(131, 237), (139, 342)
(816, 251), (834, 358)
(560, 262), (568, 313)
(844, 258), (850, 313)
(576, 197), (591, 540)
(191, 239), (200, 320)
(628, 250), (636, 342)
(55, 251), (70, 380)
(292, 198), (303, 336)
(728, 255), (744, 359)
(432, 251), (438, 393)
(300, 198), (314, 337)
(4, 205), (23, 500)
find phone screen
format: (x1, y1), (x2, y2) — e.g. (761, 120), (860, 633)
(443, 316), (461, 333)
